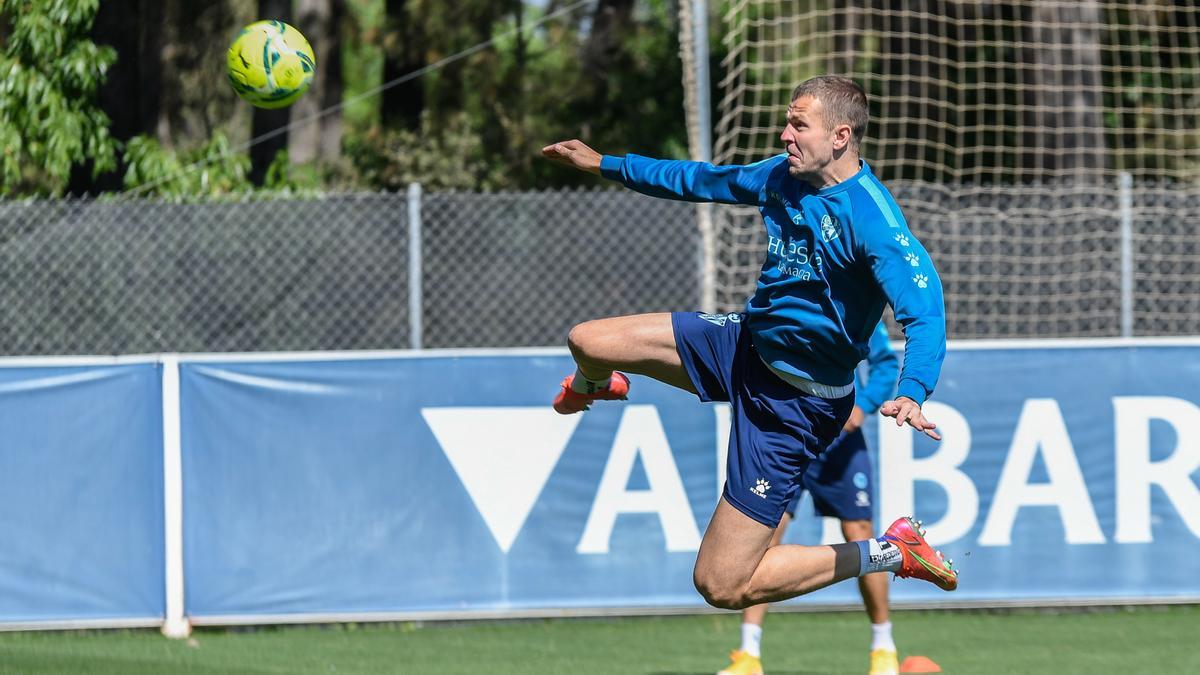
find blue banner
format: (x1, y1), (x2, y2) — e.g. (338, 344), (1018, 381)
(179, 356), (717, 616)
(869, 345), (1200, 603)
(0, 363), (164, 623)
(179, 345), (1200, 618)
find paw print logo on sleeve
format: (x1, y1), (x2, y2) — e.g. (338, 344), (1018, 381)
(904, 252), (920, 266)
(894, 233), (910, 247)
(913, 274), (929, 288)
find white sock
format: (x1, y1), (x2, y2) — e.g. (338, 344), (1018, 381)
(740, 622), (763, 658)
(870, 621), (895, 652)
(857, 538), (903, 575)
(570, 368), (611, 394)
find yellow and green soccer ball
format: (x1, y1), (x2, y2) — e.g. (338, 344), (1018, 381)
(226, 20), (316, 109)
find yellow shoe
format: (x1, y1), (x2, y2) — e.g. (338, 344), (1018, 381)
(718, 649), (763, 675)
(869, 648), (899, 675)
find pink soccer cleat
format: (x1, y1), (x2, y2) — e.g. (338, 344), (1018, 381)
(552, 372), (631, 414)
(882, 516), (958, 591)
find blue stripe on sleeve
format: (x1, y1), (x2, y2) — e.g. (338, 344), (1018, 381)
(858, 176), (902, 230)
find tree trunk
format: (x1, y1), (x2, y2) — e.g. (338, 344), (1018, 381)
(1021, 1), (1107, 178)
(382, 0), (424, 128)
(68, 0), (163, 194)
(290, 0), (346, 163)
(251, 0), (293, 185)
(579, 0), (634, 138)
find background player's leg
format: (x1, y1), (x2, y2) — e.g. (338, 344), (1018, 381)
(717, 510), (790, 674)
(694, 498), (862, 610)
(843, 519), (889, 624)
(843, 518), (897, 674)
(567, 313), (695, 392)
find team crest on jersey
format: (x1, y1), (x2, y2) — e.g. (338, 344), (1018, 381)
(820, 214), (842, 242)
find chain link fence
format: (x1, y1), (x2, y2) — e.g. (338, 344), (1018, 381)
(0, 190), (699, 354)
(0, 182), (1196, 356)
(714, 180), (1200, 340)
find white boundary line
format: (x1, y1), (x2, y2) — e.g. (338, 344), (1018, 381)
(174, 346), (569, 362)
(935, 335), (1200, 351)
(2, 595), (1196, 632)
(0, 354), (163, 368)
(0, 618), (163, 633)
(186, 596), (1200, 626)
(0, 336), (1198, 369)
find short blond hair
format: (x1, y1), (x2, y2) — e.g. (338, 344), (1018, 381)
(791, 76), (869, 150)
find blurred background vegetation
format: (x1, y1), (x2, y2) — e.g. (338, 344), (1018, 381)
(0, 0), (697, 197)
(2, 1), (1198, 197)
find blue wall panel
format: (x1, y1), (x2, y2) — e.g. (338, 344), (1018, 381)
(0, 364), (163, 622)
(179, 346), (1200, 617)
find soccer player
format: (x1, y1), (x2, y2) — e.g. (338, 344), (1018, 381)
(719, 323), (903, 675)
(541, 76), (956, 617)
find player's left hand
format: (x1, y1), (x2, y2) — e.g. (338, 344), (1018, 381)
(541, 139), (603, 175)
(842, 405), (865, 433)
(879, 396), (941, 440)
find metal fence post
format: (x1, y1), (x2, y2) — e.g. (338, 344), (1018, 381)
(691, 0), (711, 164)
(698, 205), (717, 313)
(408, 182), (423, 350)
(1119, 172), (1133, 338)
(161, 355), (189, 639)
(688, 0), (718, 313)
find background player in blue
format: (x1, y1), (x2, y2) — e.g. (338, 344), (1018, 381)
(719, 323), (902, 675)
(541, 76), (958, 617)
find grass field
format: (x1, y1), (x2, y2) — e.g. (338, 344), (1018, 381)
(0, 605), (1196, 674)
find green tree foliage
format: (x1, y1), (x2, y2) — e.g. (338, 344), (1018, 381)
(121, 133), (254, 198)
(121, 133), (329, 199)
(355, 0), (688, 190)
(0, 0), (118, 195)
(347, 111), (508, 190)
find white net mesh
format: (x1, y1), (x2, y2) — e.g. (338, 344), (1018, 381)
(691, 1), (1200, 336)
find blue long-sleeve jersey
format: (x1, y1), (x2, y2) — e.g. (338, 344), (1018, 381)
(599, 153), (946, 403)
(855, 322), (899, 413)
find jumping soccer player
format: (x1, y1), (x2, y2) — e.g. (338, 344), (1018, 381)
(541, 76), (956, 618)
(719, 323), (903, 675)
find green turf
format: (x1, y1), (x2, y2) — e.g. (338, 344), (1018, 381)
(0, 605), (1196, 674)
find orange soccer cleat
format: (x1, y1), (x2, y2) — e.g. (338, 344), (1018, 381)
(552, 372), (630, 414)
(882, 517), (958, 591)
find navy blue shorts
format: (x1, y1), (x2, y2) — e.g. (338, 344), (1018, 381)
(672, 311), (855, 527)
(785, 428), (874, 522)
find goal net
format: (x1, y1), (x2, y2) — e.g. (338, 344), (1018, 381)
(684, 1), (1200, 337)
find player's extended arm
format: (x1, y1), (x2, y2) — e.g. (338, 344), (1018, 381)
(863, 224), (947, 440)
(542, 139), (776, 206)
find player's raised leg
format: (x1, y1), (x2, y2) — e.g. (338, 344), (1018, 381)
(694, 498), (851, 609)
(553, 312), (695, 414)
(693, 500), (956, 611)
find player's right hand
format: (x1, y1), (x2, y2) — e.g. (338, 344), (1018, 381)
(541, 139), (603, 175)
(880, 397), (941, 440)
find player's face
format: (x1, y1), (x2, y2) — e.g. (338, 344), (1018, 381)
(780, 96), (836, 179)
